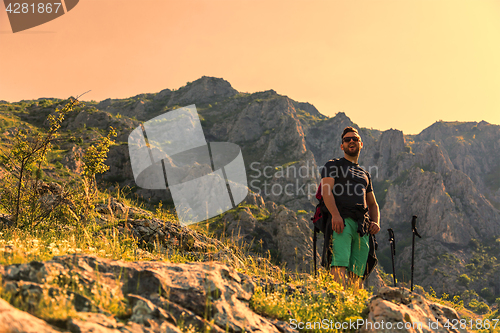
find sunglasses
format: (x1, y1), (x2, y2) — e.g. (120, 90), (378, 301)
(343, 136), (360, 143)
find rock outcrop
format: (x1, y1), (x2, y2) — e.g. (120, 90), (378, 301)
(61, 145), (84, 174)
(0, 254), (295, 333)
(362, 287), (468, 333)
(215, 192), (315, 273)
(0, 298), (65, 333)
(95, 197), (245, 268)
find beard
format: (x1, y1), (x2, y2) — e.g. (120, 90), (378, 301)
(344, 145), (360, 157)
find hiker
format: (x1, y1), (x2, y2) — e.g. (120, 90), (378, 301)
(320, 126), (380, 289)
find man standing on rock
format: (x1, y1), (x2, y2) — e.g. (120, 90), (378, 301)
(320, 126), (380, 289)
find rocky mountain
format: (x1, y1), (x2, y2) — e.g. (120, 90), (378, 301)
(4, 76), (500, 310)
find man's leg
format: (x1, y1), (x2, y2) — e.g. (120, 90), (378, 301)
(347, 271), (363, 290)
(330, 217), (353, 288)
(346, 219), (370, 290)
(331, 266), (347, 287)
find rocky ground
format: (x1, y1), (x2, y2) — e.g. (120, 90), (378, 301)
(0, 254), (294, 333)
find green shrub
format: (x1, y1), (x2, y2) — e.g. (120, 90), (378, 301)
(468, 299), (490, 314)
(457, 274), (471, 287)
(68, 137), (83, 145)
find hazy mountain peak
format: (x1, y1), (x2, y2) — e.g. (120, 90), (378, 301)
(168, 76), (238, 105)
(333, 111), (350, 120)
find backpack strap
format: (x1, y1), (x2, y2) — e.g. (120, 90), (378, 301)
(315, 182), (322, 200)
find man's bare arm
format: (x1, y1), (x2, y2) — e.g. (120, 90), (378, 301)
(321, 177), (344, 234)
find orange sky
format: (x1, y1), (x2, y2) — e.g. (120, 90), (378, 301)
(1, 0), (500, 134)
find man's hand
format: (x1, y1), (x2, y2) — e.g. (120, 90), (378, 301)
(331, 215), (344, 234)
(366, 192), (380, 235)
(368, 221), (380, 234)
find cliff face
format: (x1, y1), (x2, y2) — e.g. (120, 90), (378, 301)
(17, 76), (500, 299)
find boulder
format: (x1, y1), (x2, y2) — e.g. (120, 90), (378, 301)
(361, 287), (468, 333)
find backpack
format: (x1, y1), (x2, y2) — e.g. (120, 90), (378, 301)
(311, 184), (333, 276)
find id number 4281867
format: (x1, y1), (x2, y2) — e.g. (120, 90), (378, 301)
(5, 2), (62, 14)
(444, 319), (498, 330)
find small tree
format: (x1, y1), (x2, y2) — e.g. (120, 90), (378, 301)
(78, 127), (117, 223)
(0, 97), (80, 227)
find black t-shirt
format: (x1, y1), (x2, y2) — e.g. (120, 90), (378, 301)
(320, 157), (373, 210)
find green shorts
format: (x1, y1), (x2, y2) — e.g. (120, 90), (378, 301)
(331, 217), (369, 277)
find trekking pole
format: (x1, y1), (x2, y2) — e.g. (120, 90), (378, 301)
(410, 215), (421, 292)
(313, 228), (317, 276)
(388, 228), (397, 287)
